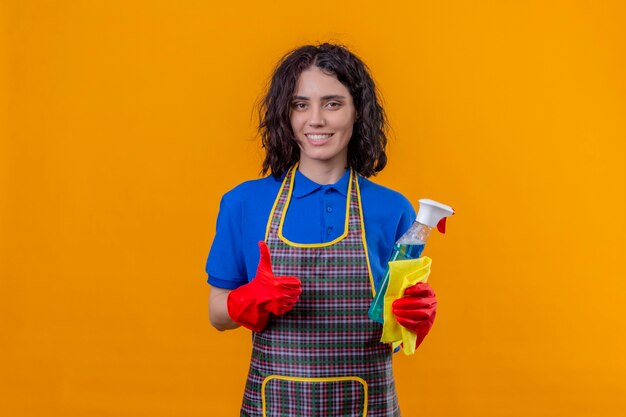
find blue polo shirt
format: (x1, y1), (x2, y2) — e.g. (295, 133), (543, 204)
(206, 168), (416, 292)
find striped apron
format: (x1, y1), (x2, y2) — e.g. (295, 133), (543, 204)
(240, 165), (400, 417)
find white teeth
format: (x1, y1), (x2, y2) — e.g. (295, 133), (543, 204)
(306, 134), (333, 140)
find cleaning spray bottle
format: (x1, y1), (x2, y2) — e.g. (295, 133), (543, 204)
(368, 198), (455, 324)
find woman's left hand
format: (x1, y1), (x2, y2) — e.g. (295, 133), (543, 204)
(391, 282), (437, 348)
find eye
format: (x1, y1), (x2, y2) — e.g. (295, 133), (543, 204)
(292, 102), (307, 110)
(326, 101), (342, 109)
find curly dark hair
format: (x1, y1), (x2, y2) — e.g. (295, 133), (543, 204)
(258, 43), (389, 178)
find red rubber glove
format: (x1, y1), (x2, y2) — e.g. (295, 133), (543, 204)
(227, 241), (302, 332)
(391, 282), (437, 348)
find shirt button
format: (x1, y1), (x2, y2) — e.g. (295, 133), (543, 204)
(324, 189), (332, 194)
(326, 206), (333, 213)
(327, 227), (333, 235)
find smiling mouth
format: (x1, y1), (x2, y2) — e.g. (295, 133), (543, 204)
(305, 133), (334, 141)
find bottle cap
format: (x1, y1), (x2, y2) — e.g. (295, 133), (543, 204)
(416, 199), (455, 233)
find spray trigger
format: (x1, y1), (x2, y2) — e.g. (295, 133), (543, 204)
(437, 217), (447, 234)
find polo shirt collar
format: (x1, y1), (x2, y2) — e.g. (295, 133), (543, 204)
(293, 168), (350, 199)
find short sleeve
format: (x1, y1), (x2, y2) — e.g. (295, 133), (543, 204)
(205, 193), (248, 289)
(395, 198), (417, 241)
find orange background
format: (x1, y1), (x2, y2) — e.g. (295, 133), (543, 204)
(2, 1), (625, 416)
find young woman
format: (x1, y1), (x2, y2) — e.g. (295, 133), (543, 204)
(206, 43), (437, 417)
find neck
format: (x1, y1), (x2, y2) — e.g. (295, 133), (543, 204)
(298, 159), (347, 185)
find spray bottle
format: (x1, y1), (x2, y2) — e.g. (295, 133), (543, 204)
(368, 198), (455, 324)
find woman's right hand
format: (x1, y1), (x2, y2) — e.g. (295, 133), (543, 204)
(226, 241), (302, 332)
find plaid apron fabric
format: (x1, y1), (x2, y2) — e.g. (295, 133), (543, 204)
(240, 166), (400, 417)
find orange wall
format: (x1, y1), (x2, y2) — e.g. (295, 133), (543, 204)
(2, 1), (625, 416)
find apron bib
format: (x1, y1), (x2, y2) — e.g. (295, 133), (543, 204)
(240, 166), (399, 417)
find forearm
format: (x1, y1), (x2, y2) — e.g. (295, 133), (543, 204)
(209, 286), (241, 331)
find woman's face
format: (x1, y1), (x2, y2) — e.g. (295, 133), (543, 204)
(289, 66), (357, 172)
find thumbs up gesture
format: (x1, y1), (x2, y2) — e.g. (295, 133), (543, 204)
(227, 241), (302, 332)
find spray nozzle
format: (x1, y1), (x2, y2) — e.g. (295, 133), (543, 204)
(416, 199), (455, 234)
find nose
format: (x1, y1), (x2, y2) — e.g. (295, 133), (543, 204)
(308, 105), (325, 127)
